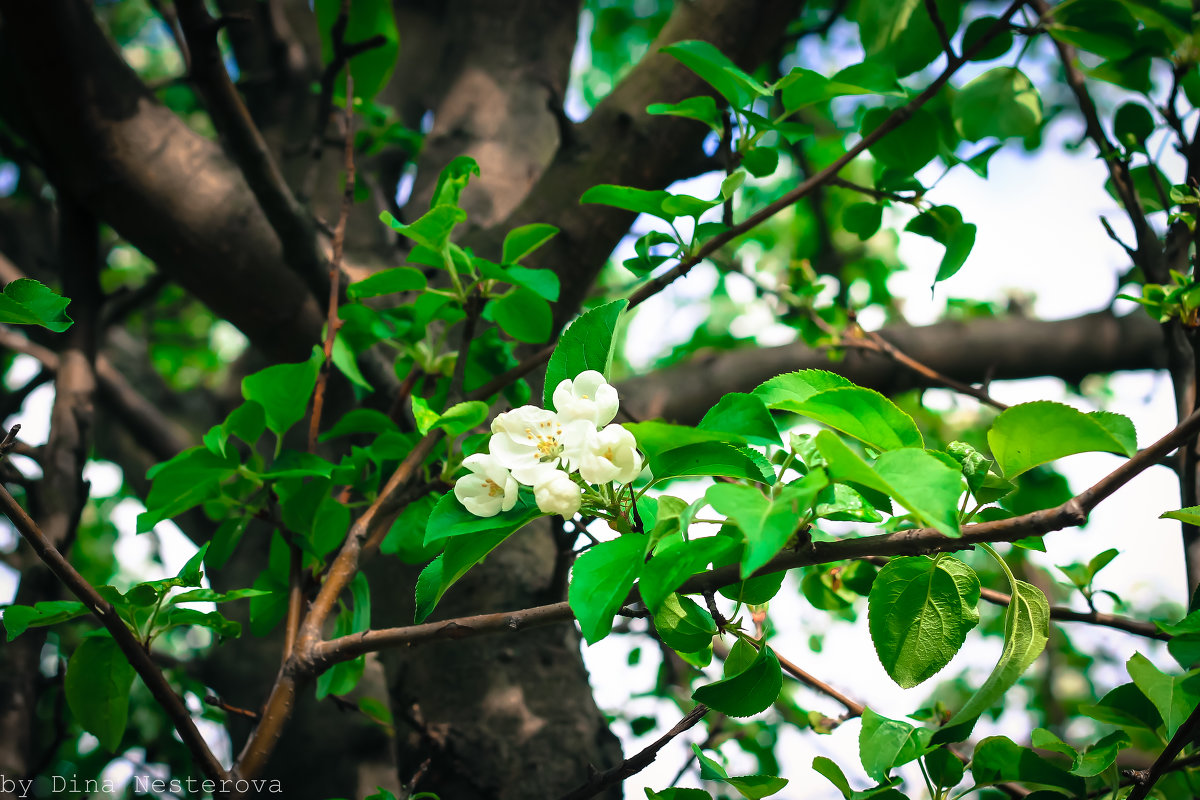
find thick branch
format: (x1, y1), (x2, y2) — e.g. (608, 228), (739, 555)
(978, 587), (1167, 640)
(619, 310), (1163, 425)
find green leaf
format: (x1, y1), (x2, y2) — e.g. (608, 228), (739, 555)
(65, 633), (136, 752)
(645, 789), (711, 800)
(492, 287), (553, 343)
(640, 536), (738, 612)
(171, 587), (271, 604)
(856, 0), (963, 76)
(647, 96), (723, 134)
(868, 556), (980, 688)
(653, 593), (718, 653)
(742, 147), (779, 179)
(692, 640), (782, 717)
(3, 600), (88, 641)
(137, 446), (238, 532)
(1126, 652), (1200, 737)
(691, 745), (789, 799)
(862, 106), (941, 175)
(347, 267), (427, 300)
(1047, 0), (1139, 59)
(987, 401), (1137, 478)
(159, 607), (241, 639)
(1081, 681), (1163, 731)
(816, 433), (962, 536)
(332, 333), (372, 391)
(414, 527), (515, 623)
(315, 0), (400, 103)
(936, 222), (976, 283)
(698, 393), (781, 446)
(242, 346), (323, 437)
(320, 408), (400, 441)
(424, 490), (542, 547)
(429, 155), (480, 210)
(660, 39), (771, 108)
(381, 205), (468, 252)
(953, 67), (1043, 141)
(843, 203), (884, 240)
(499, 264), (560, 302)
(1114, 102), (1155, 152)
(0, 278), (72, 332)
(970, 736), (1085, 795)
(502, 223), (559, 264)
(858, 707), (933, 782)
(652, 441), (776, 486)
(962, 16), (1014, 60)
(944, 580), (1049, 733)
(569, 534), (647, 644)
(755, 370), (923, 451)
(1163, 505), (1200, 525)
(1105, 163), (1170, 213)
(779, 62), (906, 111)
(544, 300), (627, 409)
(705, 470), (827, 578)
(580, 184), (671, 218)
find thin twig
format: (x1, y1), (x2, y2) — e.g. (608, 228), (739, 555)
(924, 0), (957, 62)
(309, 77), (356, 453)
(828, 176), (922, 206)
(555, 705), (709, 800)
(847, 318), (1009, 410)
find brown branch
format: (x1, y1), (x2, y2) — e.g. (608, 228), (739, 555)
(771, 646), (864, 718)
(847, 320), (1009, 410)
(175, 0), (328, 299)
(828, 176), (922, 206)
(309, 78), (356, 454)
(1126, 701), (1200, 800)
(466, 0), (1029, 403)
(924, 0), (957, 62)
(978, 587), (1168, 640)
(0, 481), (229, 785)
(555, 705), (709, 800)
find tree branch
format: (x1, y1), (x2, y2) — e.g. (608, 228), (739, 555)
(1126, 701), (1200, 800)
(0, 480), (229, 787)
(978, 587), (1168, 640)
(175, 0), (328, 300)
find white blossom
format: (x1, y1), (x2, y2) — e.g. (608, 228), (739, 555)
(567, 424), (643, 485)
(490, 405), (591, 485)
(533, 470), (583, 517)
(553, 370), (619, 428)
(454, 453), (518, 517)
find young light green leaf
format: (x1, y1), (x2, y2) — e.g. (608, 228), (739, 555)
(242, 346), (323, 437)
(65, 633), (136, 752)
(1126, 652), (1200, 737)
(816, 432), (962, 536)
(705, 470), (827, 578)
(0, 278), (73, 332)
(856, 0), (964, 77)
(868, 556), (980, 688)
(580, 184), (671, 218)
(858, 707), (933, 782)
(414, 526), (515, 623)
(660, 40), (771, 108)
(987, 401), (1136, 478)
(544, 299), (627, 409)
(347, 267), (427, 300)
(502, 223), (559, 264)
(569, 534), (647, 644)
(952, 67), (1043, 141)
(1162, 505), (1200, 525)
(755, 370), (923, 451)
(647, 96), (723, 134)
(137, 446), (238, 532)
(640, 536), (738, 612)
(692, 640), (782, 717)
(862, 106), (941, 176)
(491, 287), (553, 343)
(1080, 681), (1163, 732)
(944, 580), (1049, 733)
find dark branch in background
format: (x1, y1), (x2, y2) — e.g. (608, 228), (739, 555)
(148, 0), (191, 73)
(0, 481), (229, 786)
(555, 705), (709, 800)
(619, 310), (1161, 425)
(828, 175), (922, 205)
(845, 316), (1009, 410)
(175, 0), (328, 300)
(924, 0), (957, 61)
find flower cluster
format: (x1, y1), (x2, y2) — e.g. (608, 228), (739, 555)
(454, 371), (643, 517)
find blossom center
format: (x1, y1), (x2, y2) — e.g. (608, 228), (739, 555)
(525, 422), (565, 463)
(484, 478), (504, 497)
